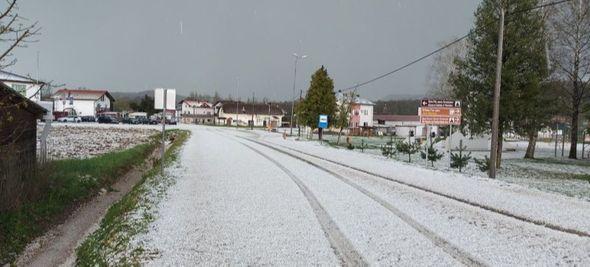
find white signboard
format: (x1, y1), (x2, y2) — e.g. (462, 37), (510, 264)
(154, 88), (176, 110)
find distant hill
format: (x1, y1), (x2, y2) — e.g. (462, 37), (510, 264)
(374, 99), (421, 115)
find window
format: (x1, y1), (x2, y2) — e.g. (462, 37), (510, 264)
(12, 84), (26, 96)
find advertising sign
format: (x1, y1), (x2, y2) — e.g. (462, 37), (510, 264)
(419, 99), (462, 126)
(318, 114), (328, 129)
(421, 99), (461, 108)
(154, 88), (176, 110)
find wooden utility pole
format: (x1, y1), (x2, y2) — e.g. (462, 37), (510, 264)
(489, 3), (505, 179)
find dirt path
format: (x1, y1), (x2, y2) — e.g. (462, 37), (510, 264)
(15, 148), (161, 267)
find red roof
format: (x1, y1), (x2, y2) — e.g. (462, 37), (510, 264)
(53, 89), (115, 102)
(374, 114), (420, 122)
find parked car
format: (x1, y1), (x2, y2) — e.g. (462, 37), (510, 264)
(97, 115), (118, 124)
(121, 117), (135, 124)
(136, 117), (150, 124)
(57, 115), (81, 123)
(81, 116), (96, 122)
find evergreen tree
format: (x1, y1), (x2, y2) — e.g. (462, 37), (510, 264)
(297, 66), (337, 139)
(451, 0), (549, 168)
(450, 140), (472, 172)
(474, 156), (491, 173)
(381, 135), (396, 158)
(420, 142), (444, 167)
(395, 140), (421, 163)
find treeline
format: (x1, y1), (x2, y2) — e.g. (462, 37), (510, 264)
(373, 100), (421, 115)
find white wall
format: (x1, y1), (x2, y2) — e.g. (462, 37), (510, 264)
(54, 99), (96, 116)
(359, 105), (373, 127)
(220, 112), (282, 127)
(4, 81), (42, 102)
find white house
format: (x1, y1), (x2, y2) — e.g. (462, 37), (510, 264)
(178, 99), (215, 124)
(373, 114), (438, 139)
(0, 70), (45, 103)
(214, 101), (284, 128)
(52, 89), (115, 117)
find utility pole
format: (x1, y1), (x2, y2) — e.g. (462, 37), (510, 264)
(298, 89), (302, 137)
(489, 3), (505, 179)
(161, 89), (167, 175)
(290, 53), (307, 136)
(251, 91), (255, 130)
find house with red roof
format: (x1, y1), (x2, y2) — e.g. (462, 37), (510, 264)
(52, 89), (115, 117)
(178, 99), (214, 124)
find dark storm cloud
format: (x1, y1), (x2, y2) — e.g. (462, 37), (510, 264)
(10, 0), (478, 100)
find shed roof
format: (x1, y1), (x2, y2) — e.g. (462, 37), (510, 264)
(0, 82), (46, 116)
(217, 101), (284, 116)
(374, 114), (419, 122)
(0, 69), (45, 84)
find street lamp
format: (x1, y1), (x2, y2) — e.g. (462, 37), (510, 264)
(290, 53), (307, 136)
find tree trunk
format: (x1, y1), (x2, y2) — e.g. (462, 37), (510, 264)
(524, 131), (537, 159)
(337, 127), (343, 145)
(569, 106), (579, 159)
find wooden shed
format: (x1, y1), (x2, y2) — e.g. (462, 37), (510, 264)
(0, 82), (46, 211)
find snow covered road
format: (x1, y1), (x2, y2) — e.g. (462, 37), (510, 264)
(137, 126), (590, 265)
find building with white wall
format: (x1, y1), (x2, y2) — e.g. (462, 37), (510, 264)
(52, 89), (115, 117)
(214, 101), (284, 128)
(179, 99), (215, 124)
(0, 70), (46, 103)
(373, 114), (438, 139)
(350, 97), (375, 128)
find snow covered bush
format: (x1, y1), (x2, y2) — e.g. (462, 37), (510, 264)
(395, 140), (420, 163)
(474, 156), (490, 172)
(450, 140), (471, 172)
(420, 142), (444, 167)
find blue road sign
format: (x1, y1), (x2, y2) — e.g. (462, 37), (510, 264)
(318, 114), (328, 129)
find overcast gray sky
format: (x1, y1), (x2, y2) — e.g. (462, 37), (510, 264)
(10, 0), (478, 101)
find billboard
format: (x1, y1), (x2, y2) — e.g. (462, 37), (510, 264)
(419, 99), (461, 126)
(154, 88), (176, 110)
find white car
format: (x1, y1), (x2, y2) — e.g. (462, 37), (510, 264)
(57, 115), (82, 123)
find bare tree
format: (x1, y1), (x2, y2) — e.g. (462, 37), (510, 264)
(547, 0), (590, 159)
(425, 38), (469, 99)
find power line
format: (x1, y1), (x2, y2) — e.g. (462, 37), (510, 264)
(340, 0), (571, 92)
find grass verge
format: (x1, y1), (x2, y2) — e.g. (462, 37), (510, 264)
(0, 134), (160, 265)
(75, 129), (189, 266)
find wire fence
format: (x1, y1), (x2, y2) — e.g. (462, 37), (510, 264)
(0, 144), (44, 212)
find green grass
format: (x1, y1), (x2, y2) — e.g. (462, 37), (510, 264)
(76, 130), (189, 266)
(0, 136), (159, 265)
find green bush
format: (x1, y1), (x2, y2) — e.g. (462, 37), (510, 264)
(474, 156), (491, 172)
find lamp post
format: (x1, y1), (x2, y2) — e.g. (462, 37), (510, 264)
(290, 53), (307, 136)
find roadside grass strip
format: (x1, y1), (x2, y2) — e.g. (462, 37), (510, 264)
(0, 134), (160, 265)
(75, 130), (189, 266)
